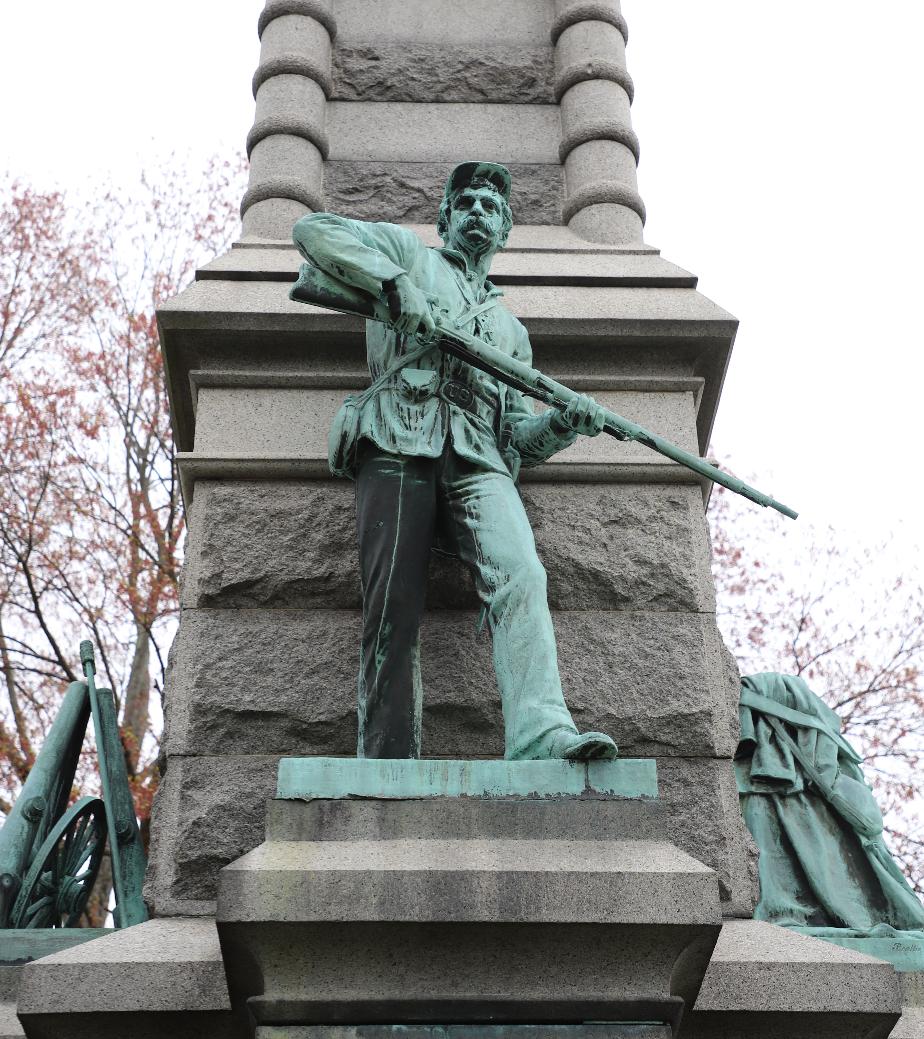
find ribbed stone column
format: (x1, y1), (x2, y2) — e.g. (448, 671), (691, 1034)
(241, 0), (335, 239)
(553, 0), (646, 244)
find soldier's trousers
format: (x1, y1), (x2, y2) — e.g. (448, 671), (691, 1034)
(354, 442), (581, 759)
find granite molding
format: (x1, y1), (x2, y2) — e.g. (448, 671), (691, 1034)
(551, 0), (629, 45)
(258, 0), (336, 41)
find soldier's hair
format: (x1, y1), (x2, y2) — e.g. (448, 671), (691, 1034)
(437, 182), (513, 248)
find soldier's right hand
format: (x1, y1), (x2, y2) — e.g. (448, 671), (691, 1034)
(384, 274), (437, 341)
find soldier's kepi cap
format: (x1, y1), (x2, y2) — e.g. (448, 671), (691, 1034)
(444, 162), (511, 202)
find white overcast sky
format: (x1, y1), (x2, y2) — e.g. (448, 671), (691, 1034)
(2, 1), (922, 561)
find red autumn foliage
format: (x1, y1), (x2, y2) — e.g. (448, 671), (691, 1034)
(709, 474), (924, 893)
(0, 160), (246, 881)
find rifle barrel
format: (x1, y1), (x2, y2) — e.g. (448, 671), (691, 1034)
(440, 326), (799, 521)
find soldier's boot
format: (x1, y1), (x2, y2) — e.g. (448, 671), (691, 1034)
(547, 730), (619, 761)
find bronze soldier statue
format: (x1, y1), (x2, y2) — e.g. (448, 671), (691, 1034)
(293, 161), (619, 762)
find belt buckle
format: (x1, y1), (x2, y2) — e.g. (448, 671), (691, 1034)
(444, 380), (474, 409)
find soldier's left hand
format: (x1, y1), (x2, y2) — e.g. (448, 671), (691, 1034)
(555, 395), (607, 437)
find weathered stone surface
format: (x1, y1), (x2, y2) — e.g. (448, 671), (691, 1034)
(184, 480), (360, 610)
(684, 920), (903, 1039)
(265, 793), (667, 843)
(0, 968), (20, 1002)
(183, 480), (715, 614)
(332, 43), (554, 103)
(146, 754), (280, 912)
(163, 607), (736, 758)
(541, 609), (737, 755)
(892, 1008), (924, 1039)
(147, 753), (746, 913)
(0, 965), (23, 1039)
(333, 0), (551, 46)
(324, 161), (562, 225)
(219, 837), (719, 924)
(900, 971), (924, 1007)
(227, 917), (699, 1029)
(242, 195), (309, 240)
(16, 919), (236, 1039)
(523, 482), (714, 612)
(893, 973), (924, 1039)
(0, 1001), (24, 1039)
(326, 102), (560, 163)
(162, 609), (357, 758)
(657, 757), (756, 918)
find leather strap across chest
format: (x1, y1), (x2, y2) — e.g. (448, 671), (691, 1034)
(453, 296), (501, 330)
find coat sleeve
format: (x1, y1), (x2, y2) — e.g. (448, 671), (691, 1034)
(292, 214), (423, 297)
(503, 324), (578, 467)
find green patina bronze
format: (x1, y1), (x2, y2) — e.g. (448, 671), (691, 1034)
(0, 927), (110, 965)
(291, 161), (620, 764)
(276, 757), (658, 801)
(0, 641), (147, 931)
(79, 640), (147, 929)
(737, 672), (924, 971)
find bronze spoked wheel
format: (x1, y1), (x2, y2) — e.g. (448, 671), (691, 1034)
(11, 796), (107, 928)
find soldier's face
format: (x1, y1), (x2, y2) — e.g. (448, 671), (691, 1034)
(447, 187), (506, 252)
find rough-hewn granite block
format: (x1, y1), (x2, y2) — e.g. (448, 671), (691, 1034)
(332, 44), (554, 104)
(657, 756), (757, 916)
(324, 161), (562, 225)
(182, 480), (715, 614)
(145, 754), (281, 914)
(162, 607), (736, 759)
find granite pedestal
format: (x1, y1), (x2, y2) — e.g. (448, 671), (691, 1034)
(16, 758), (907, 1037)
(216, 758), (720, 1035)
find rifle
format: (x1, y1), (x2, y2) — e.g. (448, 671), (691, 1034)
(290, 263), (798, 520)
